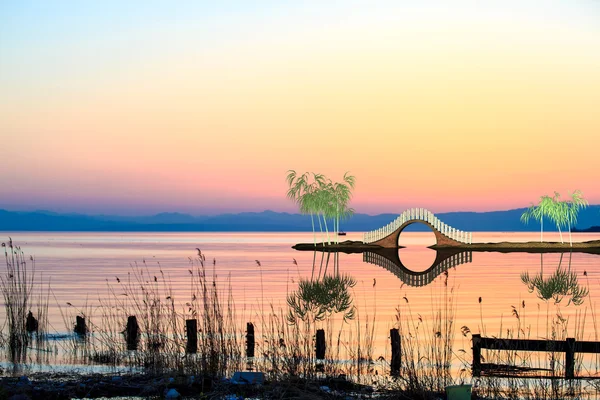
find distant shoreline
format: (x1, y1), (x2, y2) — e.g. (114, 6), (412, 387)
(1, 207), (599, 233)
(573, 226), (600, 233)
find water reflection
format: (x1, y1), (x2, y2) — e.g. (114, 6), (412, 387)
(363, 249), (473, 287)
(520, 252), (589, 306)
(287, 252), (356, 324)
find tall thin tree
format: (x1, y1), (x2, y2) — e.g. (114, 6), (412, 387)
(565, 190), (589, 247)
(520, 195), (554, 242)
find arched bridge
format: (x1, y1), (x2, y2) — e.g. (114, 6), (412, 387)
(363, 208), (472, 248)
(363, 249), (473, 287)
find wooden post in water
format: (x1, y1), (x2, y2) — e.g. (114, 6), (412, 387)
(472, 334), (482, 377)
(126, 316), (139, 351)
(246, 322), (255, 358)
(565, 337), (575, 379)
(74, 315), (87, 335)
(26, 311), (38, 333)
(390, 328), (401, 376)
(186, 319), (198, 354)
(316, 329), (326, 359)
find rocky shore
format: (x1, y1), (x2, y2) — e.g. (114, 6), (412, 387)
(0, 372), (379, 399)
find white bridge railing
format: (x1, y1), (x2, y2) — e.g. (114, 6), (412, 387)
(362, 208), (472, 244)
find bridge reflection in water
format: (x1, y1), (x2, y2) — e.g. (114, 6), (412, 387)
(363, 249), (473, 287)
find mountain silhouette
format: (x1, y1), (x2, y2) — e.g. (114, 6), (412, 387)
(0, 206), (599, 232)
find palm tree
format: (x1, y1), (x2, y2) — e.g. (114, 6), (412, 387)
(565, 190), (589, 247)
(299, 188), (320, 245)
(520, 195), (554, 242)
(286, 170), (316, 245)
(317, 182), (334, 245)
(286, 171), (357, 246)
(308, 175), (333, 245)
(330, 172), (356, 243)
(548, 192), (566, 244)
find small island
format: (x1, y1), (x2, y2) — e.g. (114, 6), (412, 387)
(293, 239), (600, 255)
(288, 182), (600, 255)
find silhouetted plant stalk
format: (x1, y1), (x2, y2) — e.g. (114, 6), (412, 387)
(254, 251), (380, 382)
(93, 251), (241, 376)
(0, 238), (49, 363)
(395, 271), (456, 396)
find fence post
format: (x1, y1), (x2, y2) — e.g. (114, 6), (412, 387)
(26, 311), (38, 333)
(246, 322), (255, 358)
(316, 329), (326, 360)
(126, 315), (139, 351)
(565, 337), (575, 379)
(186, 319), (198, 354)
(74, 315), (87, 335)
(390, 328), (401, 376)
(472, 334), (482, 377)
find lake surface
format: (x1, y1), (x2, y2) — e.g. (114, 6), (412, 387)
(2, 231), (600, 376)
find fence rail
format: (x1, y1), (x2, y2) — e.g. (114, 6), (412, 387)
(472, 334), (600, 379)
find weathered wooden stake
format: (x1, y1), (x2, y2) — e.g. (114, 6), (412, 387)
(246, 322), (255, 358)
(74, 316), (87, 335)
(472, 334), (481, 377)
(26, 311), (38, 333)
(126, 315), (139, 351)
(186, 319), (198, 354)
(565, 337), (575, 379)
(390, 328), (401, 376)
(316, 329), (326, 360)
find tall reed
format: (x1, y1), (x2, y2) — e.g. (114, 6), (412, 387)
(394, 270), (457, 397)
(0, 239), (39, 362)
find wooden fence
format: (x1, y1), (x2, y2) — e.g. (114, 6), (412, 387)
(472, 334), (600, 379)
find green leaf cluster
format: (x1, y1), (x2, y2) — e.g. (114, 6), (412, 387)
(285, 171), (356, 244)
(521, 256), (588, 306)
(286, 274), (357, 325)
(520, 190), (589, 246)
(521, 268), (588, 306)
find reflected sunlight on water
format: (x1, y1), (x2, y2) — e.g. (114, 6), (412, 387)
(2, 231), (600, 373)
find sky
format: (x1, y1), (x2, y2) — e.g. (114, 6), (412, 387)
(1, 1), (599, 216)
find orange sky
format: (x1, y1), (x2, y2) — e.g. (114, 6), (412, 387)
(1, 1), (599, 215)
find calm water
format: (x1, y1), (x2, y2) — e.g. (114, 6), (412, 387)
(2, 231), (600, 372)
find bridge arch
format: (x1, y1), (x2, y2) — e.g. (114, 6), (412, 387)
(396, 220), (438, 248)
(363, 208), (472, 248)
(363, 248), (473, 287)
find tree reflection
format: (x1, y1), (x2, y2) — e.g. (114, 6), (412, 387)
(520, 252), (588, 306)
(287, 252), (356, 325)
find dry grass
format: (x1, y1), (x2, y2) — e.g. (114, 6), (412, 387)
(0, 238), (50, 363)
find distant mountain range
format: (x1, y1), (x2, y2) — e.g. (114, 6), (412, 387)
(0, 205), (600, 232)
(0, 206), (599, 232)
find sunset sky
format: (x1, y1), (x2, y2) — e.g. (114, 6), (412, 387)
(1, 1), (599, 215)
